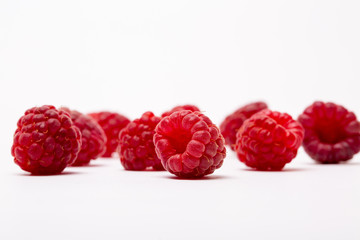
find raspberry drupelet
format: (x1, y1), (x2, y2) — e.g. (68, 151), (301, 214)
(220, 101), (268, 150)
(118, 112), (163, 170)
(154, 110), (226, 178)
(88, 111), (130, 158)
(61, 108), (107, 166)
(298, 101), (360, 163)
(161, 104), (200, 118)
(11, 105), (82, 175)
(235, 109), (304, 171)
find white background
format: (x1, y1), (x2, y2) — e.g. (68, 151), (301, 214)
(0, 1), (359, 239)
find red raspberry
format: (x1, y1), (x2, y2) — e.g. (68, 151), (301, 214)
(61, 108), (107, 166)
(118, 112), (163, 170)
(154, 110), (226, 178)
(235, 109), (304, 171)
(298, 101), (360, 163)
(88, 111), (130, 158)
(220, 101), (268, 150)
(11, 105), (82, 175)
(161, 104), (200, 118)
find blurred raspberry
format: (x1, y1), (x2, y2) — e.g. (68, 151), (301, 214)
(61, 108), (107, 166)
(118, 112), (163, 170)
(11, 105), (82, 175)
(235, 109), (304, 171)
(88, 111), (130, 157)
(298, 101), (360, 163)
(220, 101), (268, 150)
(154, 110), (226, 178)
(161, 104), (200, 118)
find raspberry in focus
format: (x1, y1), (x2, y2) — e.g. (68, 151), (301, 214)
(161, 104), (200, 118)
(154, 110), (226, 178)
(235, 109), (304, 171)
(118, 112), (163, 170)
(220, 101), (268, 150)
(61, 108), (107, 166)
(298, 101), (360, 163)
(88, 111), (130, 158)
(11, 105), (82, 175)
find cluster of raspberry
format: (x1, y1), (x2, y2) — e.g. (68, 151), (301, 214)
(11, 101), (360, 178)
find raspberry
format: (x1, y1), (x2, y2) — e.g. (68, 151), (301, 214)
(154, 110), (226, 178)
(118, 112), (163, 170)
(298, 101), (360, 163)
(88, 111), (130, 158)
(11, 105), (82, 175)
(235, 109), (304, 171)
(161, 104), (200, 118)
(220, 101), (268, 150)
(61, 108), (107, 166)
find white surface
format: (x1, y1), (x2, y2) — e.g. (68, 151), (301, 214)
(1, 0), (360, 239)
(0, 151), (359, 240)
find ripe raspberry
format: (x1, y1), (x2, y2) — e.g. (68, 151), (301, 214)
(118, 112), (163, 170)
(220, 101), (268, 150)
(154, 110), (226, 178)
(298, 101), (360, 163)
(11, 105), (82, 175)
(235, 109), (304, 171)
(161, 104), (200, 118)
(61, 108), (107, 166)
(88, 111), (130, 158)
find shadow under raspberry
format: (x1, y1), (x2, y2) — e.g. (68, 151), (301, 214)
(162, 174), (231, 180)
(306, 161), (360, 166)
(241, 168), (307, 172)
(14, 171), (83, 176)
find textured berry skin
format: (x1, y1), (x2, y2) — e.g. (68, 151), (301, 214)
(61, 108), (107, 166)
(161, 104), (200, 118)
(118, 112), (163, 170)
(11, 105), (82, 175)
(235, 109), (304, 171)
(220, 102), (268, 150)
(154, 110), (226, 178)
(88, 111), (130, 158)
(298, 101), (360, 163)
